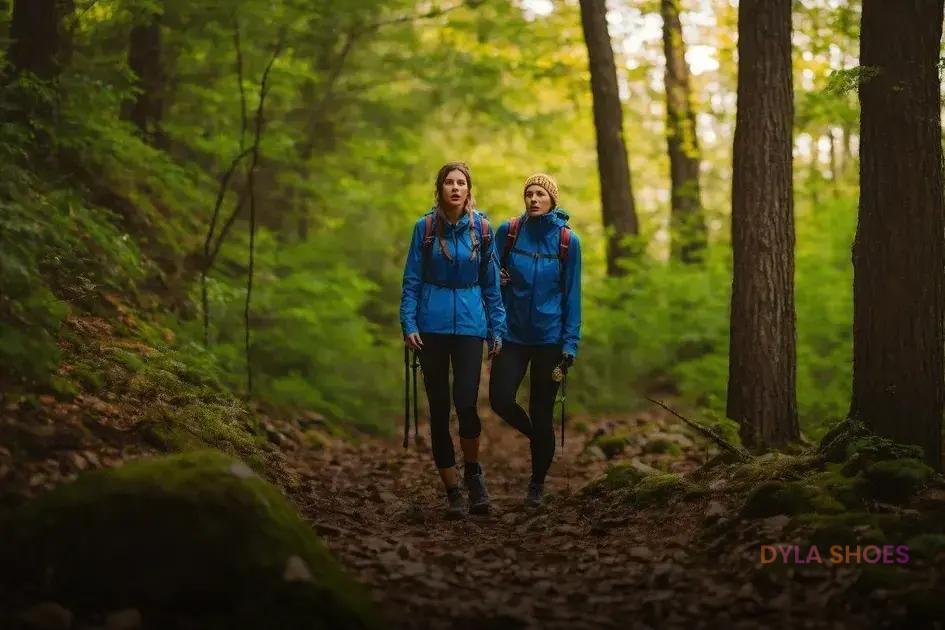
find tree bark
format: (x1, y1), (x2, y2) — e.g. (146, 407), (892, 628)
(124, 9), (165, 146)
(727, 0), (798, 450)
(660, 0), (706, 263)
(851, 0), (945, 470)
(7, 0), (73, 79)
(578, 0), (639, 276)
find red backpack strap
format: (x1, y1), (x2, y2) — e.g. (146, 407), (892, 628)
(559, 225), (572, 263)
(501, 216), (521, 269)
(421, 214), (435, 253)
(480, 216), (491, 249)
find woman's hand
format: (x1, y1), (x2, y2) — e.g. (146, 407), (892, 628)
(500, 268), (510, 286)
(405, 332), (423, 351)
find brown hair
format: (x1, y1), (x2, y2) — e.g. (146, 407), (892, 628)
(433, 161), (478, 260)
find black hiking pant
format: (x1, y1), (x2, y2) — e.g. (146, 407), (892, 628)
(417, 333), (484, 469)
(489, 341), (562, 485)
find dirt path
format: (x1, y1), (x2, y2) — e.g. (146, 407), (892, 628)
(289, 407), (858, 629)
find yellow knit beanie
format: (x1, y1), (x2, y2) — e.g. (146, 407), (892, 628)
(523, 173), (559, 208)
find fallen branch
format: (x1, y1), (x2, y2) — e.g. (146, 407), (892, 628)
(645, 397), (752, 462)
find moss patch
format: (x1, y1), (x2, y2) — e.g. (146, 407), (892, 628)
(905, 533), (945, 560)
(0, 450), (380, 629)
(590, 434), (630, 459)
(629, 473), (703, 508)
(642, 438), (682, 456)
(742, 480), (844, 518)
(729, 452), (819, 491)
(861, 458), (935, 503)
(582, 462), (650, 495)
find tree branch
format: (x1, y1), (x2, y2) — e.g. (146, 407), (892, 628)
(645, 397), (752, 461)
(245, 29), (286, 394)
(233, 13), (249, 150)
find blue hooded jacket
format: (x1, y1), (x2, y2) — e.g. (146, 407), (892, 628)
(400, 210), (506, 340)
(495, 208), (582, 356)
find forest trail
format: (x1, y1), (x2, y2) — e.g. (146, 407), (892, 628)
(288, 403), (869, 629)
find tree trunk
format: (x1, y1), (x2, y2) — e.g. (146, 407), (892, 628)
(578, 0), (639, 276)
(727, 0), (798, 450)
(851, 0), (945, 470)
(661, 0), (706, 263)
(124, 10), (165, 146)
(7, 0), (73, 79)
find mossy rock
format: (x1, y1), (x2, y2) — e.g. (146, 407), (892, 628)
(902, 588), (945, 626)
(905, 533), (945, 560)
(642, 438), (682, 457)
(793, 512), (885, 549)
(591, 434), (630, 459)
(861, 458), (935, 503)
(808, 465), (866, 509)
(0, 450), (380, 629)
(852, 565), (916, 595)
(841, 438), (925, 476)
(629, 473), (702, 508)
(582, 462), (650, 495)
(742, 480), (844, 519)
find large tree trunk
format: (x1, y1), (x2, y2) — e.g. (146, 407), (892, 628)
(660, 0), (706, 263)
(851, 0), (945, 470)
(124, 10), (165, 146)
(578, 0), (639, 276)
(7, 0), (73, 79)
(726, 0), (798, 450)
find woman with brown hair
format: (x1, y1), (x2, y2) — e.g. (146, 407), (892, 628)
(400, 162), (506, 519)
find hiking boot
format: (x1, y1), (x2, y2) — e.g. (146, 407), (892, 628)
(524, 481), (544, 509)
(445, 485), (466, 520)
(464, 464), (491, 515)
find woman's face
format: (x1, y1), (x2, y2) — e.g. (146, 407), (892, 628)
(525, 185), (552, 216)
(441, 169), (469, 210)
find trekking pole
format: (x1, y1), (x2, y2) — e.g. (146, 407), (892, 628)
(403, 346), (410, 449)
(560, 369), (567, 448)
(411, 350), (420, 441)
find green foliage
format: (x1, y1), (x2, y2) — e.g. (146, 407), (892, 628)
(824, 66), (880, 96)
(0, 0), (875, 445)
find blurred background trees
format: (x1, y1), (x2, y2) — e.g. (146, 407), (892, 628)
(0, 0), (891, 446)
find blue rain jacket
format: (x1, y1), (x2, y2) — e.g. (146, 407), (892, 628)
(495, 208), (582, 357)
(400, 210), (506, 340)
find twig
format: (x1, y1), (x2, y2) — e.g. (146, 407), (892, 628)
(363, 1), (468, 31)
(201, 145), (254, 346)
(646, 397), (752, 461)
(245, 30), (286, 394)
(233, 13), (248, 151)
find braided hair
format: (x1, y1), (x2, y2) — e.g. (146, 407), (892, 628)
(433, 161), (479, 261)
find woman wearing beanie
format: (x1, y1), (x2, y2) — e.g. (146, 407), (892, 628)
(489, 173), (582, 508)
(400, 161), (506, 519)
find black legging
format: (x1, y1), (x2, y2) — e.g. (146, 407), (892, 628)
(489, 342), (562, 485)
(417, 333), (484, 469)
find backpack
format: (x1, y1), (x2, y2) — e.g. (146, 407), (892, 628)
(499, 214), (572, 272)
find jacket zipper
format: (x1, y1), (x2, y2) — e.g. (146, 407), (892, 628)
(528, 248), (538, 334)
(452, 229), (458, 335)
